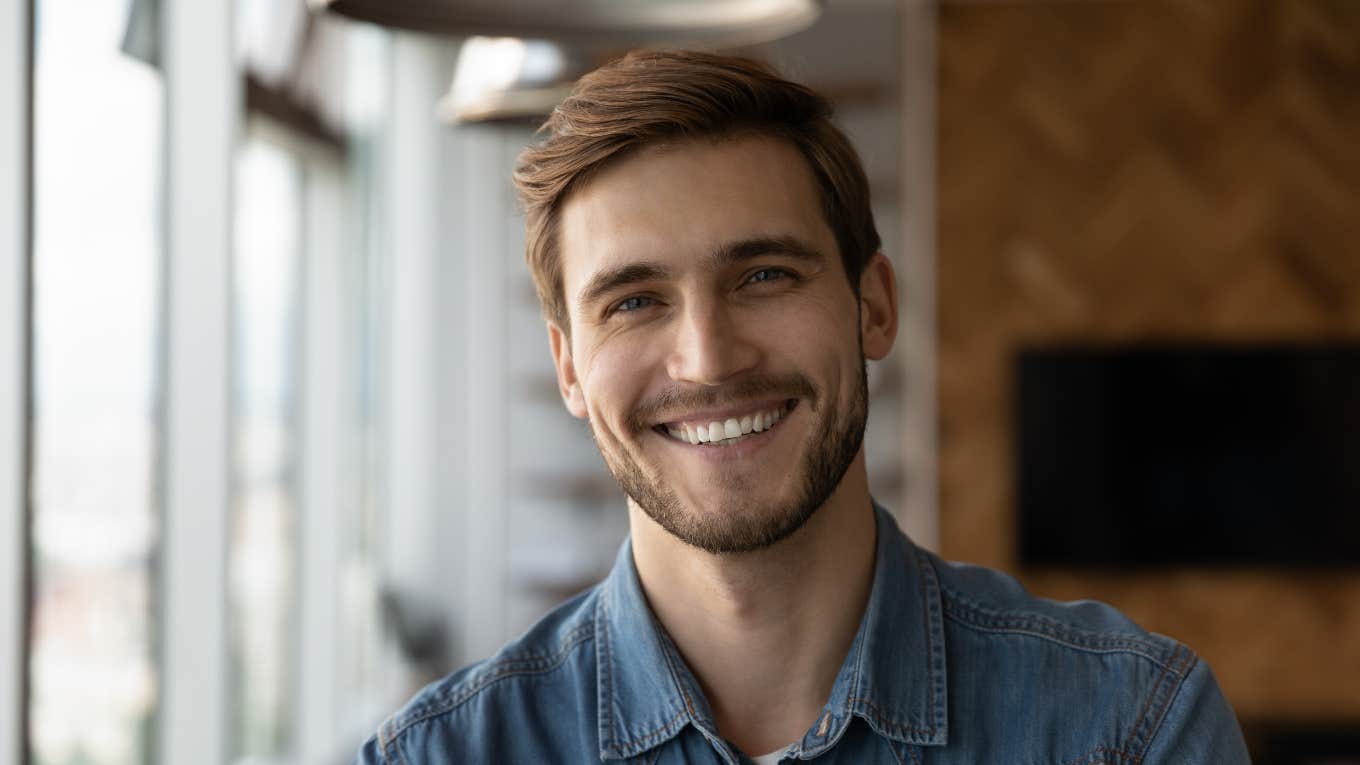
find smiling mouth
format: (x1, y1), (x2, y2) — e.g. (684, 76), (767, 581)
(651, 399), (797, 446)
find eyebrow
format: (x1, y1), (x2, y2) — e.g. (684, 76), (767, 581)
(575, 235), (827, 316)
(706, 235), (827, 271)
(576, 262), (674, 315)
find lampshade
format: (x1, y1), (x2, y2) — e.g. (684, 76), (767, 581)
(439, 37), (598, 124)
(313, 0), (822, 48)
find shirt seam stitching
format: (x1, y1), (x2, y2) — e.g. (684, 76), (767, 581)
(600, 591), (618, 755)
(847, 697), (939, 735)
(602, 588), (693, 759)
(886, 738), (905, 765)
(941, 587), (1169, 650)
(395, 728), (410, 765)
(835, 524), (947, 748)
(376, 718), (395, 765)
(942, 609), (1179, 671)
(659, 637), (697, 719)
(387, 620), (597, 740)
(1128, 649), (1198, 762)
(383, 715), (409, 765)
(1124, 648), (1180, 759)
(627, 708), (690, 751)
(917, 547), (943, 733)
(941, 594), (1183, 673)
(655, 630), (702, 748)
(846, 597), (868, 717)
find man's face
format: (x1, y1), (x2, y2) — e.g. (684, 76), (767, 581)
(550, 135), (883, 554)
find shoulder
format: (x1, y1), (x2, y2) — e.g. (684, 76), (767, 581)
(394, 587), (598, 729)
(924, 549), (1187, 669)
(915, 547), (1241, 761)
(356, 586), (601, 765)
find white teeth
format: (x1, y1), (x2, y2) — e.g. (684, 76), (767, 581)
(665, 402), (791, 445)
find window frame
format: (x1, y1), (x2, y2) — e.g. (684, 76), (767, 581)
(0, 0), (33, 764)
(158, 0), (238, 762)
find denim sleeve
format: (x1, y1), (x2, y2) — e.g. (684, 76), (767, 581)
(1141, 658), (1252, 763)
(352, 733), (390, 765)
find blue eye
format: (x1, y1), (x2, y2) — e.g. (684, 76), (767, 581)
(613, 295), (655, 314)
(747, 268), (789, 284)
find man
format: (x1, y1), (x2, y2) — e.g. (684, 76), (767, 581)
(357, 50), (1250, 764)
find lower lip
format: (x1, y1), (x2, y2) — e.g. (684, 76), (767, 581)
(654, 401), (797, 462)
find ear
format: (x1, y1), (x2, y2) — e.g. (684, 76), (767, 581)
(547, 321), (589, 420)
(858, 252), (898, 361)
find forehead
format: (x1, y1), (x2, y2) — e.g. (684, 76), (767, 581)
(557, 134), (833, 300)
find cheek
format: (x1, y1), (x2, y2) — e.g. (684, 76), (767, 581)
(580, 335), (663, 429)
(762, 293), (859, 357)
(767, 298), (861, 401)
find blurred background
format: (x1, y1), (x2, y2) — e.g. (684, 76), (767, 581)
(0, 0), (1356, 764)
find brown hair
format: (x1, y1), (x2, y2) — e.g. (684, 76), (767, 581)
(513, 49), (881, 333)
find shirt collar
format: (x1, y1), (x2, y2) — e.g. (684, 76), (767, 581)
(595, 502), (949, 761)
(805, 502), (950, 754)
(595, 538), (717, 760)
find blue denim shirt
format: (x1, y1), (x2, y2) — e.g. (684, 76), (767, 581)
(356, 504), (1250, 763)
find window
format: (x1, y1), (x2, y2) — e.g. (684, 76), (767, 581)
(17, 5), (432, 761)
(28, 0), (162, 762)
(230, 132), (304, 761)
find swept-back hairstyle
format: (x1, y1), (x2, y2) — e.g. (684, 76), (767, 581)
(513, 49), (881, 333)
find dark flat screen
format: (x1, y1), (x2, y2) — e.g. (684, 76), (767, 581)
(1017, 344), (1360, 568)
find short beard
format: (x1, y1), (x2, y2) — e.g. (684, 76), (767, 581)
(594, 361), (869, 555)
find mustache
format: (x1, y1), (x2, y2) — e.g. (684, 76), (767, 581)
(627, 372), (819, 431)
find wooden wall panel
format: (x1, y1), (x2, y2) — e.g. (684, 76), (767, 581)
(937, 0), (1360, 721)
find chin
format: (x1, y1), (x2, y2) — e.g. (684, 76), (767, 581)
(635, 482), (822, 555)
(664, 462), (796, 511)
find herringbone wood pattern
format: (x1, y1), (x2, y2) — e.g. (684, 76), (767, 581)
(938, 0), (1360, 720)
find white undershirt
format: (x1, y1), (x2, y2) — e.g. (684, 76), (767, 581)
(750, 746), (792, 765)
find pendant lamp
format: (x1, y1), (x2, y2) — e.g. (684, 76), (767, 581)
(313, 0), (822, 49)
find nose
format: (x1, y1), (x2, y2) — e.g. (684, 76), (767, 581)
(665, 299), (761, 386)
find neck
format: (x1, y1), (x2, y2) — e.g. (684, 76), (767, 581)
(628, 451), (878, 757)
